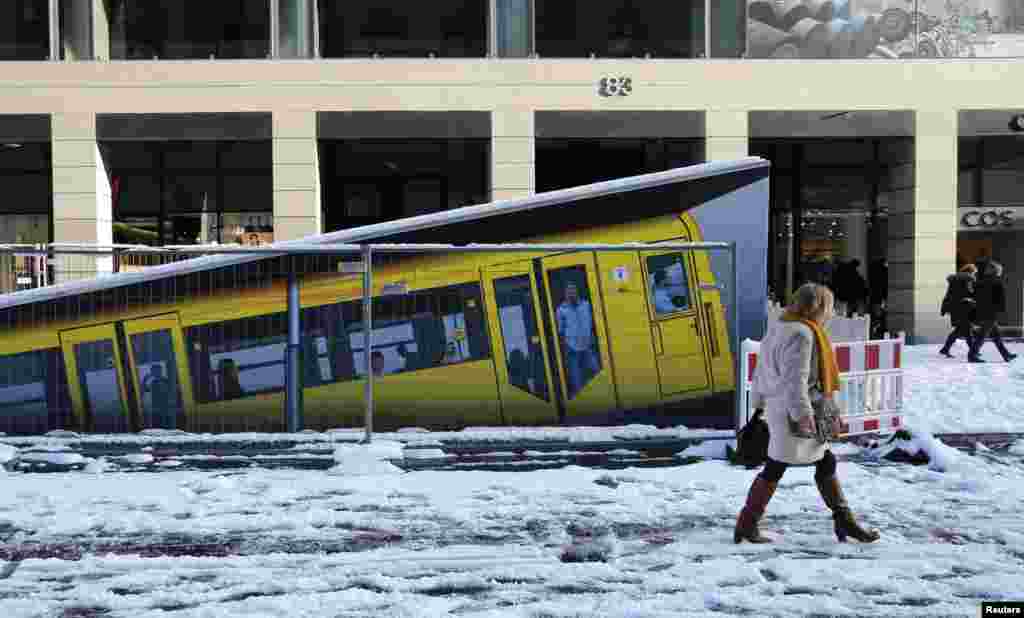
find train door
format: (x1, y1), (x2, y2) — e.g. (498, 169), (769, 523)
(681, 215), (735, 391)
(539, 253), (619, 419)
(60, 324), (134, 433)
(640, 249), (712, 398)
(482, 261), (560, 425)
(122, 313), (195, 430)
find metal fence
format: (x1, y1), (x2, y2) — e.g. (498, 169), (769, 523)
(0, 241), (740, 442)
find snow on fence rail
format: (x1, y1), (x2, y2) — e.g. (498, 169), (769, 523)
(739, 334), (905, 438)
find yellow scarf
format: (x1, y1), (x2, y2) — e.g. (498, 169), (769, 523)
(780, 311), (840, 395)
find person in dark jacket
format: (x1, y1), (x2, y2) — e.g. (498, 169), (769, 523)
(967, 261), (1017, 363)
(833, 259), (867, 317)
(938, 264), (977, 358)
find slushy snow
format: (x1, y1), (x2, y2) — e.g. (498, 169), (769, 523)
(0, 343), (1020, 617)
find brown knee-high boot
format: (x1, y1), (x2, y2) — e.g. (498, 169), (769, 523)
(734, 476), (778, 544)
(816, 476), (880, 543)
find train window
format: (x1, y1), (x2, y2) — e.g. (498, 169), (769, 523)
(493, 275), (550, 401)
(301, 302), (359, 386)
(348, 283), (490, 378)
(0, 349), (72, 434)
(186, 313), (288, 403)
(645, 253), (693, 317)
(547, 266), (603, 400)
(129, 330), (185, 429)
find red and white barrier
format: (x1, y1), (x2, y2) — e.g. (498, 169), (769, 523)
(739, 334), (905, 438)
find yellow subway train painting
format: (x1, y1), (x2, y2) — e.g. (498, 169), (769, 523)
(0, 158), (770, 434)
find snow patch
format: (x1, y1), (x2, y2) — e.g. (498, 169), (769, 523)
(0, 444), (19, 464)
(864, 428), (966, 472)
(20, 451), (85, 465)
(119, 453), (155, 465)
(330, 440), (405, 476)
(679, 439), (733, 460)
(83, 457), (113, 474)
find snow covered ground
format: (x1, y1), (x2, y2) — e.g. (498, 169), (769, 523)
(0, 343), (1023, 617)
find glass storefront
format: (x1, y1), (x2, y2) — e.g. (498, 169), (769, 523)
(102, 140), (273, 246)
(0, 140), (51, 294)
(535, 111), (705, 192)
(957, 134), (1024, 333)
(535, 138), (704, 192)
(319, 139), (489, 232)
(752, 137), (911, 328)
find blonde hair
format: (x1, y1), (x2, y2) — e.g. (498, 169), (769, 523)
(787, 282), (834, 324)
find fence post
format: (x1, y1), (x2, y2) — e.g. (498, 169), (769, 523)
(362, 245), (374, 444)
(285, 259), (303, 432)
(731, 242), (742, 433)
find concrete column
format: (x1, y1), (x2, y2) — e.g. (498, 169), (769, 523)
(888, 109), (957, 343)
(273, 111), (321, 241)
(491, 110), (534, 201)
(51, 113), (113, 282)
(705, 110), (749, 162)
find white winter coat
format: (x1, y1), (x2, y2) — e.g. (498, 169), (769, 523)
(750, 320), (829, 465)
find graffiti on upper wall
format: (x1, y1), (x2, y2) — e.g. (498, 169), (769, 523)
(746, 0), (1024, 59)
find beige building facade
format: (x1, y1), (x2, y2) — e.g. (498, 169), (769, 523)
(1, 1), (1024, 345)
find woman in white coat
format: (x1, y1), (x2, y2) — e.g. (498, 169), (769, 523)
(734, 283), (879, 544)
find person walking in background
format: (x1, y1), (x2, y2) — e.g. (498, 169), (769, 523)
(833, 259), (867, 317)
(734, 282), (879, 545)
(967, 261), (1017, 363)
(939, 264), (978, 358)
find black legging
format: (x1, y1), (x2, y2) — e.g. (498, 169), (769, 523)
(941, 319), (974, 352)
(759, 450), (837, 483)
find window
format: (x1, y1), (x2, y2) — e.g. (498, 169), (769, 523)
(187, 313), (288, 403)
(347, 283), (490, 379)
(535, 0), (704, 58)
(0, 349), (72, 434)
(493, 275), (549, 401)
(646, 253), (693, 317)
(318, 0), (486, 58)
(109, 0), (270, 60)
(0, 0), (49, 61)
(187, 283), (490, 402)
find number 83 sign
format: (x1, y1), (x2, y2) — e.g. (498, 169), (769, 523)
(598, 77), (633, 97)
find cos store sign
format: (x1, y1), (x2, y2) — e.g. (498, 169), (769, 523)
(959, 208), (1023, 231)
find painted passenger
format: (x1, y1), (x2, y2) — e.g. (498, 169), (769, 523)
(652, 269), (681, 315)
(556, 282), (599, 398)
(142, 364), (173, 427)
(371, 350), (386, 377)
(218, 359), (243, 401)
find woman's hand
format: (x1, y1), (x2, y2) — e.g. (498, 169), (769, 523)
(797, 414), (817, 436)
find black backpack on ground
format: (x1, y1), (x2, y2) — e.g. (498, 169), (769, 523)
(729, 409), (769, 468)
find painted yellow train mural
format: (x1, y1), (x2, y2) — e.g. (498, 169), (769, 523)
(0, 158), (770, 434)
